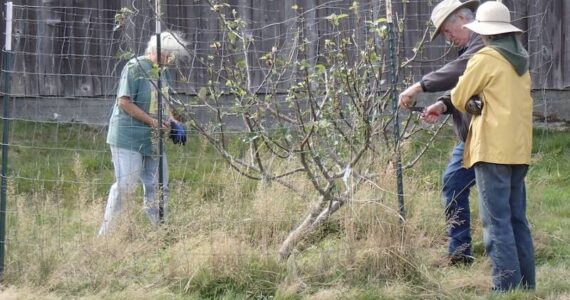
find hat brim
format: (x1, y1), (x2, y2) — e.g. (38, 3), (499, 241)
(431, 0), (480, 41)
(463, 21), (522, 35)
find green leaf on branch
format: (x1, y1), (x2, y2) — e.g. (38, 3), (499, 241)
(190, 92), (204, 105)
(314, 64), (326, 75)
(349, 2), (359, 15)
(113, 7), (133, 31)
(326, 13), (349, 27)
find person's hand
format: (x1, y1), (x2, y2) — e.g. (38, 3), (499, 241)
(421, 102), (446, 124)
(465, 97), (483, 115)
(169, 120), (187, 145)
(150, 118), (170, 132)
(398, 82), (422, 109)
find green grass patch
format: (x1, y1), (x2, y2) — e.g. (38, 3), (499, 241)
(0, 121), (568, 299)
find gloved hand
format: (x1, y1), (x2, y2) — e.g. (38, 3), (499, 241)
(169, 120), (187, 145)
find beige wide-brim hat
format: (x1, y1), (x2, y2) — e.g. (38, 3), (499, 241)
(431, 0), (480, 41)
(463, 1), (522, 35)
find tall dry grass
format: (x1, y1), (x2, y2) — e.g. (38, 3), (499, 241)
(2, 128), (569, 299)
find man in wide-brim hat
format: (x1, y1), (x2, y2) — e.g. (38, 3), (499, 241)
(430, 0), (479, 41)
(399, 0), (484, 267)
(450, 0), (536, 292)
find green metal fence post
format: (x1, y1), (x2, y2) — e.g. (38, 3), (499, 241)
(386, 0), (405, 220)
(155, 0), (166, 223)
(0, 1), (14, 277)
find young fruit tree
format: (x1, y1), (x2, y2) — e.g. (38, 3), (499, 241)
(123, 1), (444, 260)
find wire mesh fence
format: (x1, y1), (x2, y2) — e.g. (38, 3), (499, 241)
(0, 0), (564, 296)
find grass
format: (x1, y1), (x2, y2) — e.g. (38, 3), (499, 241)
(0, 120), (569, 299)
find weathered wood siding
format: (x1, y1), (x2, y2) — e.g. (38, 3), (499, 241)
(1, 0), (568, 99)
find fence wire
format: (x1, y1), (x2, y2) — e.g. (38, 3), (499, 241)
(0, 0), (563, 295)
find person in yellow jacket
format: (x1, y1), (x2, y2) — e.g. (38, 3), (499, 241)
(449, 1), (535, 291)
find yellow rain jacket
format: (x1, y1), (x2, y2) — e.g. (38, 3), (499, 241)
(451, 47), (533, 168)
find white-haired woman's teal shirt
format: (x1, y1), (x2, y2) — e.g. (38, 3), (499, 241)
(106, 56), (172, 156)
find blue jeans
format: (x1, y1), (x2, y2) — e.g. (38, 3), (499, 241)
(99, 146), (169, 235)
(442, 142), (476, 258)
(475, 163), (535, 291)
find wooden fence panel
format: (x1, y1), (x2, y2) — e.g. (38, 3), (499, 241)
(0, 0), (567, 99)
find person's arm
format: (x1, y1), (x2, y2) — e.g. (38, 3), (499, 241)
(401, 35), (484, 110)
(115, 61), (165, 129)
(118, 96), (167, 129)
(421, 34), (484, 93)
(420, 56), (470, 92)
(451, 53), (488, 112)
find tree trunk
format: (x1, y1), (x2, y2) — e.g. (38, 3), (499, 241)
(278, 198), (345, 260)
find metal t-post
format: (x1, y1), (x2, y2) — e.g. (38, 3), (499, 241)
(0, 1), (13, 277)
(155, 0), (165, 223)
(386, 0), (405, 220)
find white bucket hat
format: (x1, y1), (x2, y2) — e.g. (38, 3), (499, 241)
(463, 1), (522, 35)
(430, 0), (480, 41)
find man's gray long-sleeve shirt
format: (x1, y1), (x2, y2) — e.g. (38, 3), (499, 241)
(420, 33), (484, 141)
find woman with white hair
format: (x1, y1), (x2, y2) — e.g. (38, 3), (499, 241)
(450, 1), (535, 291)
(99, 32), (188, 235)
